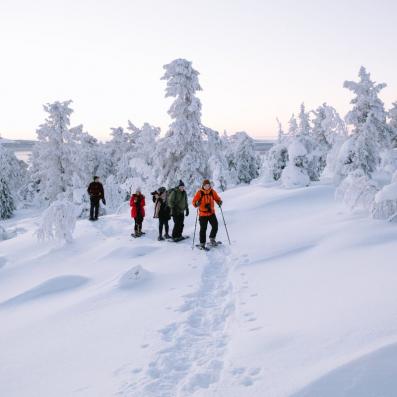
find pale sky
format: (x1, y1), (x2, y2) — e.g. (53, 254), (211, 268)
(0, 0), (396, 140)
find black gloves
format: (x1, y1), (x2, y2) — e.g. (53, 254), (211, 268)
(218, 201), (222, 207)
(195, 201), (200, 207)
(185, 208), (189, 216)
(102, 198), (106, 205)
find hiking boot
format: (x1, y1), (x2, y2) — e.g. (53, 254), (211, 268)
(209, 238), (217, 246)
(164, 233), (171, 239)
(158, 235), (164, 241)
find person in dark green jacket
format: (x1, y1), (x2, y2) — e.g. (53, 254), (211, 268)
(168, 180), (189, 241)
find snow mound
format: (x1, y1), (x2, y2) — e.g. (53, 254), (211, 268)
(0, 275), (89, 307)
(119, 265), (151, 289)
(292, 343), (397, 397)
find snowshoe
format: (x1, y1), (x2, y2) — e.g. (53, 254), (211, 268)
(164, 234), (171, 239)
(196, 244), (210, 251)
(131, 233), (141, 238)
(158, 236), (165, 241)
(171, 236), (189, 242)
(209, 239), (222, 247)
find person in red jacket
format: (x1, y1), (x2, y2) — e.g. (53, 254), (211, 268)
(192, 179), (222, 249)
(130, 188), (146, 237)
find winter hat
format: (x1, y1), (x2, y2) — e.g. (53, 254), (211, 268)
(202, 179), (211, 186)
(135, 187), (142, 193)
(93, 175), (99, 181)
(158, 187), (166, 193)
(178, 180), (185, 187)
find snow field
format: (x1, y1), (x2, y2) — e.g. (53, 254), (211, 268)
(1, 183), (397, 396)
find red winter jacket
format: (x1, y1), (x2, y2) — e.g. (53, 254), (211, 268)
(130, 194), (146, 218)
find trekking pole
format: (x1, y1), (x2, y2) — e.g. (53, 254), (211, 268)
(192, 208), (199, 249)
(219, 205), (231, 245)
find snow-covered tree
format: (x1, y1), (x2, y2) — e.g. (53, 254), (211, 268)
(128, 122), (160, 191)
(266, 144), (289, 181)
(311, 103), (347, 178)
(278, 105), (323, 184)
(104, 174), (126, 212)
(281, 140), (310, 188)
(0, 144), (26, 217)
(156, 59), (208, 191)
(336, 67), (392, 180)
(36, 198), (77, 243)
(226, 131), (260, 184)
(203, 127), (232, 191)
(32, 100), (82, 204)
(0, 177), (15, 219)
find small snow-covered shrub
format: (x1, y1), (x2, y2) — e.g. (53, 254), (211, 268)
(36, 199), (77, 243)
(371, 171), (397, 221)
(335, 170), (379, 211)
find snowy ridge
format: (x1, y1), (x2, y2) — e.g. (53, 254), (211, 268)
(120, 247), (235, 396)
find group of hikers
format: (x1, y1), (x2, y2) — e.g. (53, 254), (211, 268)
(87, 177), (224, 250)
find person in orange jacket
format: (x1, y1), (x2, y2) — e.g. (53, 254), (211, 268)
(192, 179), (223, 249)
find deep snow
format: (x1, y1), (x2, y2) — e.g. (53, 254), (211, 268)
(1, 183), (397, 397)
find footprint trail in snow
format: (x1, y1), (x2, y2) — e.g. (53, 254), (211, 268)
(120, 246), (235, 397)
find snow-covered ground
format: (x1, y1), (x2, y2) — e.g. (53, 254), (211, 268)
(1, 183), (397, 397)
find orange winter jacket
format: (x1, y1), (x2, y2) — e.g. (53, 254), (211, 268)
(192, 188), (222, 217)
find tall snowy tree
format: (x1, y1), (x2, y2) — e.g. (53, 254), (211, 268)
(31, 100), (82, 203)
(203, 127), (231, 191)
(0, 144), (25, 217)
(311, 103), (347, 178)
(156, 59), (208, 191)
(337, 67), (392, 179)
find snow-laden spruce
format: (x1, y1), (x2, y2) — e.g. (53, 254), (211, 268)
(156, 59), (208, 192)
(311, 103), (347, 179)
(31, 100), (101, 206)
(225, 131), (261, 185)
(0, 144), (26, 218)
(336, 67), (392, 180)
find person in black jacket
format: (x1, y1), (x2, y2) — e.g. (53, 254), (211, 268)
(87, 176), (105, 221)
(152, 186), (171, 240)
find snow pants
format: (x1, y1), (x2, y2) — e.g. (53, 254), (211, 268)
(199, 214), (218, 244)
(134, 215), (144, 234)
(172, 213), (185, 238)
(159, 217), (169, 237)
(90, 197), (100, 220)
